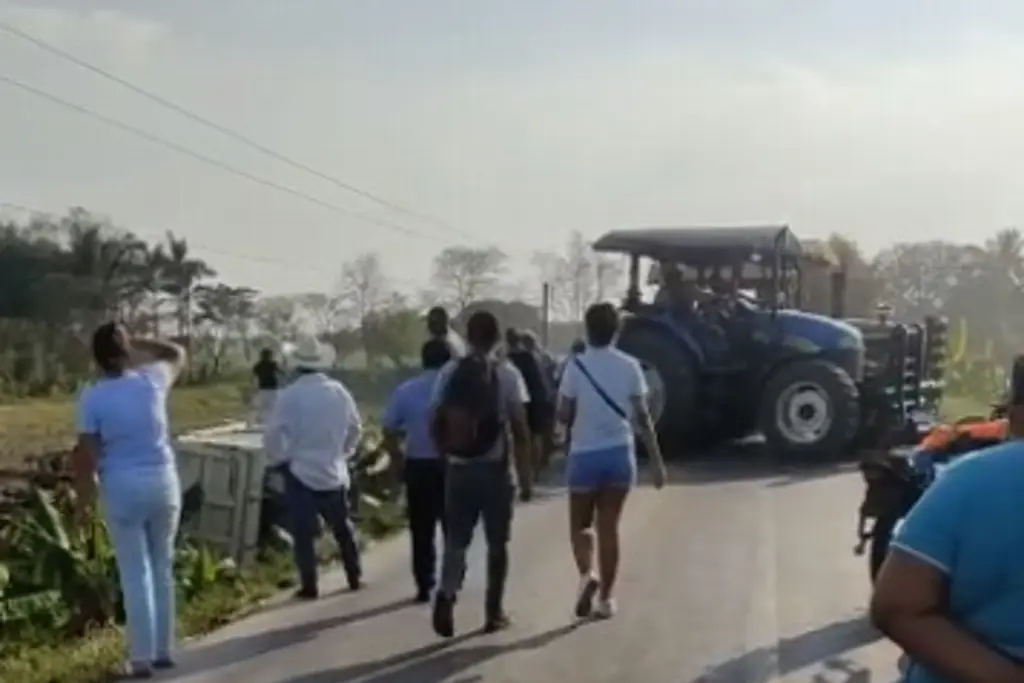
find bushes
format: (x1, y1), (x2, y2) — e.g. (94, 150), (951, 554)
(0, 419), (405, 683)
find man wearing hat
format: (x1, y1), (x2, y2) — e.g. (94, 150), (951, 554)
(871, 357), (1024, 683)
(264, 337), (363, 599)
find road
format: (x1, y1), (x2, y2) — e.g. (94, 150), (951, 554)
(167, 455), (900, 683)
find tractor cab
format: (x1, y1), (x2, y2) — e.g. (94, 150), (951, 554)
(593, 226), (867, 458)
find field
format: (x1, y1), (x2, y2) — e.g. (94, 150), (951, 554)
(0, 379), (249, 466)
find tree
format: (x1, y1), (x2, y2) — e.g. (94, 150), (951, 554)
(254, 295), (301, 342)
(159, 232), (215, 338)
(295, 292), (344, 337)
(430, 246), (507, 312)
(360, 294), (421, 367)
(194, 283), (259, 372)
(531, 231), (620, 320)
(338, 252), (389, 325)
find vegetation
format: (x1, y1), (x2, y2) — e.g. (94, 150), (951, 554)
(0, 422), (403, 683)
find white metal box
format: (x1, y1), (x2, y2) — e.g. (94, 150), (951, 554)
(175, 425), (267, 565)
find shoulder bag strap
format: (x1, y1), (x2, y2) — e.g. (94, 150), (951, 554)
(572, 356), (628, 421)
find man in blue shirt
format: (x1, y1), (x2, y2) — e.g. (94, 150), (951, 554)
(382, 338), (453, 603)
(871, 356), (1024, 683)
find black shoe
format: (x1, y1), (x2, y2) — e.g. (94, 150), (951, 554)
(152, 659), (175, 671)
(415, 587), (432, 604)
(432, 593), (455, 638)
(347, 574), (363, 591)
(294, 587), (319, 600)
(483, 612), (512, 633)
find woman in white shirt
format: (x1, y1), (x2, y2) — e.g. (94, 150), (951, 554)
(556, 303), (667, 619)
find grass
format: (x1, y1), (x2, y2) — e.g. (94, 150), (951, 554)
(940, 394), (992, 422)
(0, 551), (298, 683)
(0, 379), (248, 466)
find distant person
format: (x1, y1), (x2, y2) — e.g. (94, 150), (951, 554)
(557, 303), (667, 619)
(520, 330), (558, 468)
(73, 323), (187, 678)
(871, 357), (1024, 683)
(381, 338), (453, 603)
(430, 310), (533, 637)
(264, 337), (362, 599)
(505, 328), (551, 481)
(427, 306), (466, 357)
(251, 347), (281, 426)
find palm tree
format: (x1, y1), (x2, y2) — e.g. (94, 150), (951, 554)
(60, 209), (148, 323)
(160, 232), (216, 337)
(160, 232), (215, 377)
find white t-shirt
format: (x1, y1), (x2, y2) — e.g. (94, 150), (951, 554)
(558, 346), (648, 454)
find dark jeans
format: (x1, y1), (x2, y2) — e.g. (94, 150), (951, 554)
(438, 463), (514, 616)
(285, 470), (362, 592)
(404, 459), (447, 593)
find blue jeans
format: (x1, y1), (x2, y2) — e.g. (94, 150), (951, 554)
(100, 466), (181, 664)
(284, 470), (362, 592)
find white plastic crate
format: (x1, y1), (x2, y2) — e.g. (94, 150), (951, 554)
(175, 426), (267, 565)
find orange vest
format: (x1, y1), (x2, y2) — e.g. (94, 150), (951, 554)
(919, 419), (1009, 451)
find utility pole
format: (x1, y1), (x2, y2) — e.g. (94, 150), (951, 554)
(541, 282), (551, 347)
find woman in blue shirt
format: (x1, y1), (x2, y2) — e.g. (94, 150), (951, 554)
(871, 356), (1024, 683)
(72, 323), (186, 679)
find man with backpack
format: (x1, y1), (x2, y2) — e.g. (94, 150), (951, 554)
(430, 310), (533, 637)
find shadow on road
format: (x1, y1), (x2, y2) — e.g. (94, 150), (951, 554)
(170, 598), (415, 678)
(695, 615), (882, 683)
(669, 454), (857, 487)
(278, 622), (580, 683)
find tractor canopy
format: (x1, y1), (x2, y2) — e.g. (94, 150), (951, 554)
(593, 225), (863, 357)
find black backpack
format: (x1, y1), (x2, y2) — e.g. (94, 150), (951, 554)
(431, 356), (503, 458)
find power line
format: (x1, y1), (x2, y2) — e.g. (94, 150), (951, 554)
(0, 201), (426, 288)
(0, 19), (471, 240)
(0, 20), (460, 233)
(0, 73), (441, 239)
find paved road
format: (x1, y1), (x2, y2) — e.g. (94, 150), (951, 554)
(167, 456), (900, 683)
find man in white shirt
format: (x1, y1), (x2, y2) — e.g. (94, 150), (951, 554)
(264, 338), (362, 599)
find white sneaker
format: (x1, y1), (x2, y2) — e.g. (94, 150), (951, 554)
(593, 597), (617, 619)
(574, 574), (600, 618)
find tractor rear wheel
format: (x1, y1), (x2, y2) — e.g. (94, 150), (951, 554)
(617, 325), (697, 456)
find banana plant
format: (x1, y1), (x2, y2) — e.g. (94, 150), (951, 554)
(0, 486), (120, 633)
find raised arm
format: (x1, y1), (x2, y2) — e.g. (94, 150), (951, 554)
(130, 337), (187, 383)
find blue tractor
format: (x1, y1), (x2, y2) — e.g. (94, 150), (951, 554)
(592, 226), (942, 458)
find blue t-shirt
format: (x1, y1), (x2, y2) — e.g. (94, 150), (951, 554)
(381, 370), (442, 461)
(76, 362), (176, 475)
(892, 441), (1024, 683)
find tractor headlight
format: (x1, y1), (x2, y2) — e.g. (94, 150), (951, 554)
(837, 334), (863, 351)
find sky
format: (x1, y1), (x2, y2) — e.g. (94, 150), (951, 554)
(2, 0), (1024, 296)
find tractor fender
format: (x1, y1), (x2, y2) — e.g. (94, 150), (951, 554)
(620, 313), (703, 367)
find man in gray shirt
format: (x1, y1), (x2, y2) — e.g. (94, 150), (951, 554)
(430, 310), (532, 637)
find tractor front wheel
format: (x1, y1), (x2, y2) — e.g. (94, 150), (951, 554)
(759, 358), (860, 459)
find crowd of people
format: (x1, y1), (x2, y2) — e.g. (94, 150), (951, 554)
(69, 303), (667, 678)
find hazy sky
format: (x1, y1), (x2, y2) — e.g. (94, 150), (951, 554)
(2, 1), (1024, 295)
